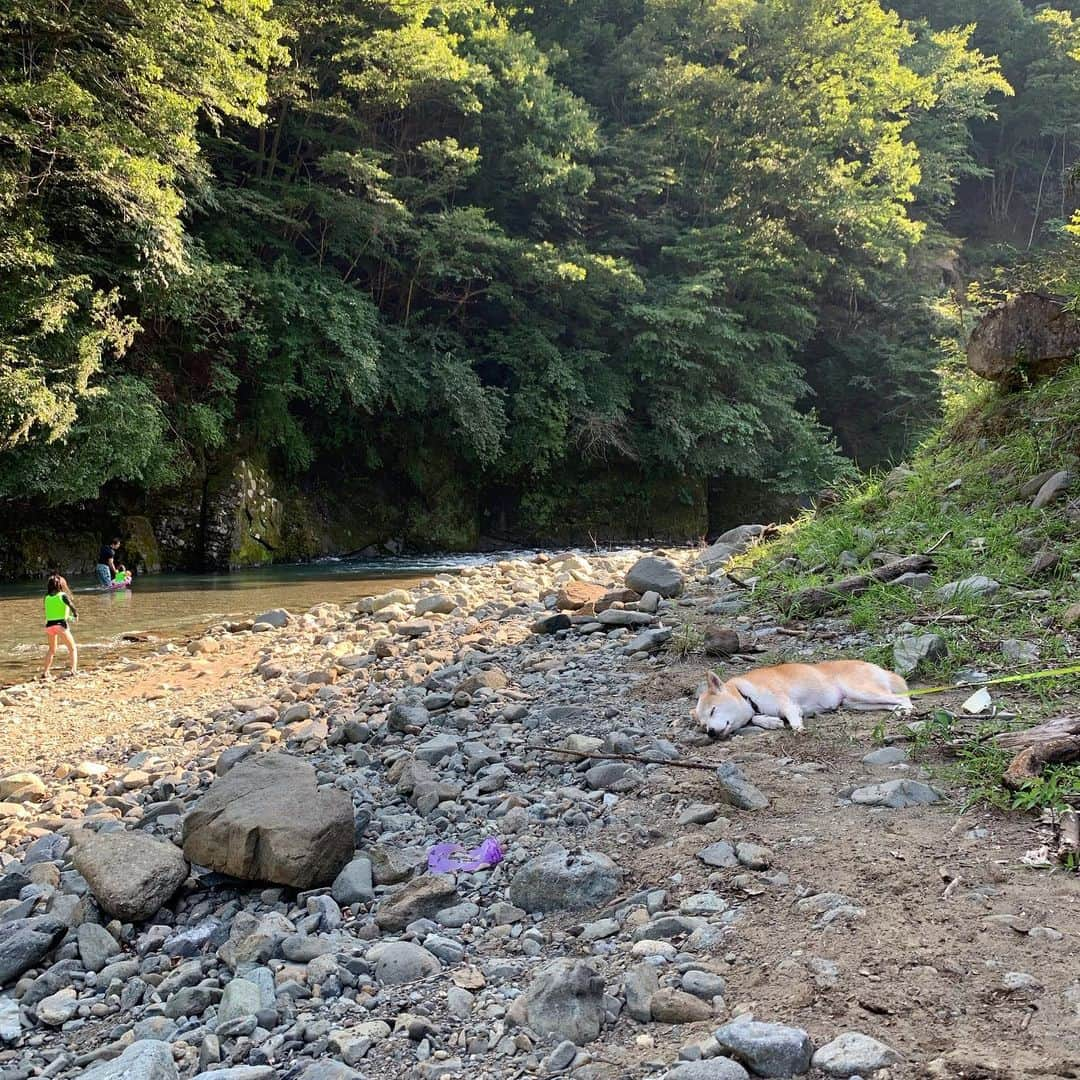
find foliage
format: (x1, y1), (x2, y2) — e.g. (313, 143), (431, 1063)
(0, 0), (1058, 529)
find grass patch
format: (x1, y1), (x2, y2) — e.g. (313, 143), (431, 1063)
(736, 362), (1080, 681)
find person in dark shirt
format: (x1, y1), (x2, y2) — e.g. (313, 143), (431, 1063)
(96, 538), (121, 588)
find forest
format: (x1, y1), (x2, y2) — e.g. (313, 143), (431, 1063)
(2, 0), (1080, 565)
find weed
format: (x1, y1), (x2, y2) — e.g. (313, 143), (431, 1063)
(669, 624), (705, 660)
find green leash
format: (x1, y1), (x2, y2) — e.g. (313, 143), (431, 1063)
(908, 661), (1080, 699)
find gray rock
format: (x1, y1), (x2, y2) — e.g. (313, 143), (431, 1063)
(368, 941), (440, 985)
(697, 842), (737, 868)
(331, 857), (375, 905)
(414, 734), (459, 764)
(297, 1064), (363, 1080)
(682, 970), (727, 1000)
(218, 978), (261, 1024)
(850, 779), (939, 808)
(163, 985), (216, 1019)
(0, 916), (66, 985)
(714, 1018), (814, 1078)
(585, 762), (643, 792)
(72, 830), (188, 922)
(0, 995), (20, 1042)
(416, 593), (456, 616)
(367, 845), (427, 885)
(651, 988), (713, 1023)
(892, 572), (932, 590)
(78, 1040), (179, 1080)
(624, 963), (659, 1022)
(190, 1069), (278, 1080)
(596, 608), (657, 628)
(181, 754), (354, 889)
(36, 987), (78, 1025)
(253, 609), (290, 629)
(624, 628), (674, 654)
(544, 1039), (579, 1073)
(509, 851), (622, 913)
(507, 958), (605, 1045)
(1001, 638), (1039, 664)
(374, 873), (457, 932)
(77, 922), (120, 972)
(861, 747), (908, 765)
(811, 1032), (902, 1077)
(893, 633), (946, 676)
(436, 902), (479, 928)
(663, 1061), (750, 1080)
(1031, 470), (1071, 509)
(936, 576), (1000, 601)
(626, 556), (684, 598)
(715, 764), (769, 811)
(387, 703), (429, 732)
(735, 842), (772, 870)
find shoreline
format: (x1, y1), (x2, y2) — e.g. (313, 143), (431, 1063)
(0, 547), (1076, 1080)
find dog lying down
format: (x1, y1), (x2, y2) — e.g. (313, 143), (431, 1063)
(693, 660), (912, 738)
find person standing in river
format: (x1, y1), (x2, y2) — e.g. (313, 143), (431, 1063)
(43, 574), (78, 678)
(96, 537), (121, 588)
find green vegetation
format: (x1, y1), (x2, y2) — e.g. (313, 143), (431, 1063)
(5, 0), (1078, 548)
(739, 360), (1080, 814)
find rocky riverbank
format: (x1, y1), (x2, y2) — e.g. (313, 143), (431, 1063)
(0, 542), (1077, 1080)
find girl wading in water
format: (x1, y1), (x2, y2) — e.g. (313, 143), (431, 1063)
(43, 574), (78, 679)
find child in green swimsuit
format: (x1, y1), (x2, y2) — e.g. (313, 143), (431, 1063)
(43, 574), (78, 678)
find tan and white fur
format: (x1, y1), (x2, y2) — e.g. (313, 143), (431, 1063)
(693, 660), (911, 738)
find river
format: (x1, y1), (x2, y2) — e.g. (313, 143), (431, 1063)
(0, 554), (502, 686)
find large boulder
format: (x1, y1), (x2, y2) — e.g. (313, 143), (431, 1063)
(181, 754), (354, 889)
(509, 850), (622, 913)
(626, 556), (684, 598)
(967, 292), (1080, 384)
(507, 959), (606, 1045)
(696, 526), (766, 570)
(72, 831), (189, 922)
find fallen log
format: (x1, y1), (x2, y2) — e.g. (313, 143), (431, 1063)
(1002, 736), (1080, 791)
(785, 554), (935, 616)
(994, 715), (1080, 749)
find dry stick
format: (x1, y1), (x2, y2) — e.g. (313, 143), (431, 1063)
(1003, 736), (1080, 791)
(534, 745), (722, 773)
(922, 529), (954, 556)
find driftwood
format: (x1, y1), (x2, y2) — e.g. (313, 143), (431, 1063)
(785, 555), (935, 616)
(1003, 737), (1080, 790)
(994, 715), (1080, 749)
(996, 718), (1080, 791)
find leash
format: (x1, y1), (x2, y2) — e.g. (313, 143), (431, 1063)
(908, 661), (1080, 699)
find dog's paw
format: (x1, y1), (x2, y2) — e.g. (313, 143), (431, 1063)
(751, 714), (784, 730)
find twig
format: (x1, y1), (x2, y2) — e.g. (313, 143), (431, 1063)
(922, 530), (954, 556)
(534, 745), (722, 772)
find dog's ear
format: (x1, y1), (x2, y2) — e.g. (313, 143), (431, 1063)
(706, 671), (723, 692)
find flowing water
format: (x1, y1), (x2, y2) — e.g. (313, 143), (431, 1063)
(0, 554), (501, 686)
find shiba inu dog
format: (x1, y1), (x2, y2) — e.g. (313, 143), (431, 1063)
(693, 660), (912, 738)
